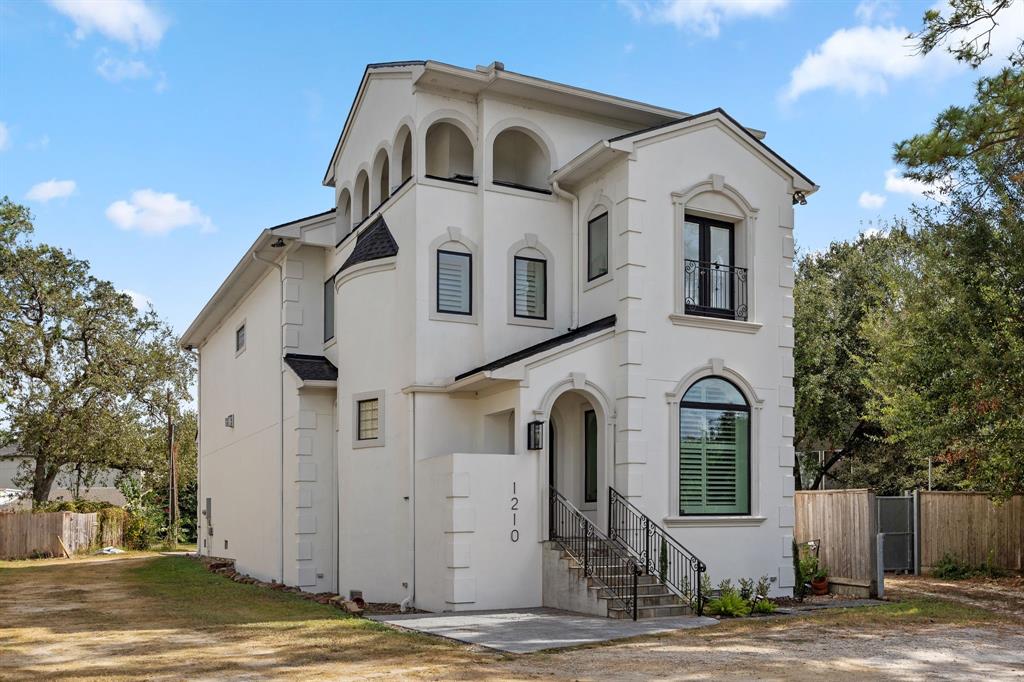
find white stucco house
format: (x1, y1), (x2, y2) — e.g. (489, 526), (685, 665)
(180, 60), (816, 619)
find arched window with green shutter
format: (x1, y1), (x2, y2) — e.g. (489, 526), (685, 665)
(679, 377), (750, 515)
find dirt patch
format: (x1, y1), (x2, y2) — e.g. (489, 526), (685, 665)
(888, 575), (1024, 621)
(2, 556), (1023, 680)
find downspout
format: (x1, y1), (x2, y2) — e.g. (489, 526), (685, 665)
(400, 391), (416, 612)
(252, 250), (286, 584)
(185, 347), (201, 555)
(551, 180), (579, 328)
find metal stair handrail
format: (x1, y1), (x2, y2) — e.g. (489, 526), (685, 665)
(549, 486), (641, 620)
(608, 487), (708, 616)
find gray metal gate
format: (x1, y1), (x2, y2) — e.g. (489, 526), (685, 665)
(876, 495), (916, 573)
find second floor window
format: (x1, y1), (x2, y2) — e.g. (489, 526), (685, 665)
(683, 214), (747, 320)
(324, 276), (335, 343)
(436, 249), (471, 315)
(235, 323), (246, 353)
(587, 212), (609, 281)
(514, 256), (546, 319)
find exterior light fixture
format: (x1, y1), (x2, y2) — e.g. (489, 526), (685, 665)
(527, 420), (544, 450)
(270, 237), (287, 248)
(224, 414), (235, 428)
(792, 191), (807, 206)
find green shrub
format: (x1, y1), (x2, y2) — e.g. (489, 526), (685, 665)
(35, 499), (115, 513)
(751, 598), (777, 614)
(933, 552), (1005, 580)
(706, 590), (751, 617)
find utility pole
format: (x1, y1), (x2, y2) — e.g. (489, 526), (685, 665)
(167, 388), (178, 540)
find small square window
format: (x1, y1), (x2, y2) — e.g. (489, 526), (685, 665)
(587, 212), (609, 281)
(235, 323), (246, 353)
(357, 399), (380, 441)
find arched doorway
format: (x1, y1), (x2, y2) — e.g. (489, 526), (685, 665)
(546, 388), (609, 528)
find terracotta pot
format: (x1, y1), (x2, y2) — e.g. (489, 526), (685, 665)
(811, 577), (829, 596)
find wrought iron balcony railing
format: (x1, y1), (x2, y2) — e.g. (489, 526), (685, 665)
(684, 259), (748, 321)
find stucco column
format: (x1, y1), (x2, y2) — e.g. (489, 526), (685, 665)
(614, 186), (647, 499)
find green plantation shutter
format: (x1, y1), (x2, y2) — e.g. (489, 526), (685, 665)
(679, 407), (749, 514)
(437, 250), (471, 314)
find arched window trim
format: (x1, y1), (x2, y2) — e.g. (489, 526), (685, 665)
(370, 145), (391, 209)
(335, 186), (353, 246)
(392, 121), (415, 188)
(670, 174), (763, 332)
(353, 167), (371, 226)
(583, 196), (614, 291)
(664, 360), (766, 527)
(507, 234), (554, 329)
(429, 227), (479, 325)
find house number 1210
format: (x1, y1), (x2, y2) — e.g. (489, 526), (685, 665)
(510, 481), (519, 542)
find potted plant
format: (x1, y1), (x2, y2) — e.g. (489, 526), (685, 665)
(811, 565), (829, 596)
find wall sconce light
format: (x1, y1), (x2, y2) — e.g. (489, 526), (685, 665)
(527, 420), (544, 450)
(792, 191), (807, 206)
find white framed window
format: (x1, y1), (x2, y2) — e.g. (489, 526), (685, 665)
(436, 250), (471, 315)
(507, 235), (554, 329)
(514, 256), (546, 319)
(352, 390), (385, 448)
(429, 228), (479, 324)
(235, 321), (246, 356)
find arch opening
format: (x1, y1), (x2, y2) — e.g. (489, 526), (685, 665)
(492, 128), (549, 191)
(425, 121), (474, 182)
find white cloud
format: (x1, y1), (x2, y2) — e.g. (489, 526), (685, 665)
(0, 122), (9, 151)
(121, 288), (153, 311)
(884, 168), (949, 203)
(782, 26), (948, 101)
(783, 2), (1024, 102)
(619, 0), (788, 37)
(854, 0), (896, 24)
(26, 179), (77, 202)
(858, 191), (886, 209)
(97, 54), (151, 81)
(106, 189), (214, 235)
(48, 0), (168, 49)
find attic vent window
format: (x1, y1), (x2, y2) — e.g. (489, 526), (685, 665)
(235, 323), (246, 354)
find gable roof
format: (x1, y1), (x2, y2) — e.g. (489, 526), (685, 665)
(284, 353), (338, 382)
(455, 315), (616, 381)
(322, 60), (688, 186)
(338, 215), (398, 273)
(554, 108), (817, 193)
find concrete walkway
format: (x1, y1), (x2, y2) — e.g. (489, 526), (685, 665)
(368, 607), (718, 653)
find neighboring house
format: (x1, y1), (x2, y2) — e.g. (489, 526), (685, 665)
(0, 446), (126, 510)
(180, 60), (816, 617)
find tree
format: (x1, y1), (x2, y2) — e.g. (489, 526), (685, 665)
(0, 198), (195, 503)
(792, 229), (912, 491)
(863, 2), (1024, 499)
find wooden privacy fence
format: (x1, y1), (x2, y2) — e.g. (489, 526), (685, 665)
(918, 492), (1023, 572)
(794, 490), (878, 596)
(0, 511), (123, 559)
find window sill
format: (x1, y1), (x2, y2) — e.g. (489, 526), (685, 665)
(663, 515), (766, 528)
(583, 272), (612, 292)
(323, 338), (337, 352)
(508, 315), (554, 330)
(420, 175), (479, 194)
(430, 310), (478, 325)
(669, 313), (762, 334)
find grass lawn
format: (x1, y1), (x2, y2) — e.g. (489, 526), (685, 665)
(1, 554), (1021, 680)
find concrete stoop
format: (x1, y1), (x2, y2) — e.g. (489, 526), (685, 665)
(541, 541), (693, 619)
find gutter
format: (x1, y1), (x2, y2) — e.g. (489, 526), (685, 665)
(400, 392), (416, 613)
(252, 250), (286, 584)
(551, 180), (579, 328)
(184, 346), (202, 554)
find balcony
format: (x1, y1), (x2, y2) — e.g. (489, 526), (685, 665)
(683, 259), (748, 321)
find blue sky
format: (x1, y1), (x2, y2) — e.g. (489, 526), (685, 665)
(1, 0), (1021, 334)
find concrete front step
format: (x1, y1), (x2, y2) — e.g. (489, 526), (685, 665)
(608, 603), (692, 619)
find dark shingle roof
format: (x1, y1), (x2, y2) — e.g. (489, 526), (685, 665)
(454, 315), (616, 381)
(284, 354), (338, 382)
(339, 215), (398, 272)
